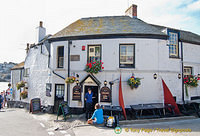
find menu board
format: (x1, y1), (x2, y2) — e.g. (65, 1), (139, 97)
(100, 86), (111, 102)
(30, 98), (41, 114)
(72, 85), (82, 101)
(57, 101), (70, 120)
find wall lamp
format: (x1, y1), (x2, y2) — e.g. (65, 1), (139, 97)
(104, 80), (107, 86)
(153, 73), (157, 79)
(178, 73), (181, 79)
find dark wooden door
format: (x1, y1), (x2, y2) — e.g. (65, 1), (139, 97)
(84, 86), (99, 112)
(54, 84), (65, 113)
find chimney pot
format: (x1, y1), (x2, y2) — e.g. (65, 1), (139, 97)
(39, 21), (43, 27)
(125, 4), (137, 18)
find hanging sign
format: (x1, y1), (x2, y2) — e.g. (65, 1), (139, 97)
(72, 85), (82, 101)
(100, 86), (111, 102)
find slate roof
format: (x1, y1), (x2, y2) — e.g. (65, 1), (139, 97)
(51, 16), (167, 39)
(11, 62), (24, 70)
(150, 24), (200, 45)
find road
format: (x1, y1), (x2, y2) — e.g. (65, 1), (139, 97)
(1, 108), (200, 136)
(0, 108), (71, 136)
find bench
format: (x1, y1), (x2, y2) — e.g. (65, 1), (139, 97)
(130, 103), (175, 119)
(101, 105), (122, 119)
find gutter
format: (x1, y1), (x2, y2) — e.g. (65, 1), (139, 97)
(180, 41), (185, 104)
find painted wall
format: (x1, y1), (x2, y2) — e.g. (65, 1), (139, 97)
(183, 42), (200, 100)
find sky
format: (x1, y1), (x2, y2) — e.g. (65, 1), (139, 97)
(0, 0), (199, 63)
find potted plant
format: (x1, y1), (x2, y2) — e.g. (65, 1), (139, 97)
(85, 61), (104, 74)
(65, 76), (76, 83)
(184, 75), (199, 96)
(128, 76), (141, 89)
(20, 90), (28, 99)
(16, 81), (26, 90)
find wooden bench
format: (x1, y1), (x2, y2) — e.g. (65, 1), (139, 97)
(130, 103), (175, 119)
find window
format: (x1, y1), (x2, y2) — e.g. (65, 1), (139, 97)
(88, 45), (101, 62)
(119, 44), (135, 68)
(24, 68), (30, 77)
(169, 32), (178, 57)
(55, 84), (64, 99)
(184, 67), (192, 76)
(57, 46), (64, 68)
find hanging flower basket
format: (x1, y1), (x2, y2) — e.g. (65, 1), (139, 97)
(184, 75), (199, 96)
(16, 81), (26, 90)
(85, 61), (104, 74)
(128, 76), (141, 89)
(65, 76), (76, 83)
(20, 90), (28, 99)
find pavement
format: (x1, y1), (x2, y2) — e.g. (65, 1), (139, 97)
(1, 108), (200, 136)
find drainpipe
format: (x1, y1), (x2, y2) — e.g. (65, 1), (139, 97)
(67, 40), (72, 104)
(181, 41), (185, 104)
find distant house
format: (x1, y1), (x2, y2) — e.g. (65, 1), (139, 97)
(11, 62), (24, 101)
(11, 4), (200, 113)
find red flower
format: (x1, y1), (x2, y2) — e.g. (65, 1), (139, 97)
(102, 67), (104, 69)
(89, 63), (92, 68)
(102, 62), (104, 64)
(93, 62), (96, 64)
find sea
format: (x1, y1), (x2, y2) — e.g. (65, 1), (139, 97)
(0, 82), (9, 92)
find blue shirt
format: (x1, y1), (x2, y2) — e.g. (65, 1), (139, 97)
(0, 95), (3, 103)
(91, 109), (104, 124)
(85, 92), (93, 103)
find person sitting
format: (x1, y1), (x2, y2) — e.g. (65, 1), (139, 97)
(87, 103), (104, 125)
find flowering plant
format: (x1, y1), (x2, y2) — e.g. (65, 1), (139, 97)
(20, 90), (28, 99)
(16, 81), (26, 90)
(128, 76), (141, 89)
(85, 61), (104, 74)
(65, 76), (76, 83)
(184, 75), (199, 96)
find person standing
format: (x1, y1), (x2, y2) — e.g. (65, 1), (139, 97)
(0, 92), (4, 110)
(85, 88), (93, 120)
(3, 90), (7, 108)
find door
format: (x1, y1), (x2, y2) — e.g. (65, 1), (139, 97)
(84, 86), (99, 112)
(54, 84), (65, 113)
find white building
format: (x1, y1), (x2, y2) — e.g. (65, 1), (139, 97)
(11, 5), (200, 113)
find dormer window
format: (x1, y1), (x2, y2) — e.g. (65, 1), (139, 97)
(169, 32), (179, 57)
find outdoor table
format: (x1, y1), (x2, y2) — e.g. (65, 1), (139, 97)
(101, 105), (122, 117)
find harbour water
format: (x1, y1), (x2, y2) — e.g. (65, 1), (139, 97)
(0, 82), (9, 92)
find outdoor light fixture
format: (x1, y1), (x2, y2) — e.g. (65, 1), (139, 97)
(153, 73), (157, 79)
(76, 74), (79, 80)
(104, 80), (107, 86)
(76, 80), (79, 86)
(198, 74), (200, 78)
(8, 83), (11, 88)
(178, 73), (181, 79)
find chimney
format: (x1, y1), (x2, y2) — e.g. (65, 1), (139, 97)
(26, 43), (29, 54)
(125, 4), (137, 18)
(36, 21), (46, 43)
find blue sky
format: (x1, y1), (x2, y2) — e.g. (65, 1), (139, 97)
(0, 0), (199, 63)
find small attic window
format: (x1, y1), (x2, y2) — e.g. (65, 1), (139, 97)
(57, 46), (64, 68)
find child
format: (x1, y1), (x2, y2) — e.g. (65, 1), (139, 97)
(87, 103), (104, 124)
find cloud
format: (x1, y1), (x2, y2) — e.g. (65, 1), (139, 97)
(187, 0), (200, 11)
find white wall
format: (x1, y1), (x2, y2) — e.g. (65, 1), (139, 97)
(183, 42), (200, 99)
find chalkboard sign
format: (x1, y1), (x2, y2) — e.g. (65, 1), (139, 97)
(57, 101), (70, 120)
(72, 85), (82, 101)
(100, 86), (111, 102)
(30, 98), (41, 114)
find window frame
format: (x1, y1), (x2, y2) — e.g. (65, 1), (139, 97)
(55, 84), (65, 99)
(184, 66), (193, 76)
(167, 29), (179, 58)
(57, 46), (64, 68)
(23, 68), (30, 77)
(87, 44), (102, 63)
(119, 44), (135, 68)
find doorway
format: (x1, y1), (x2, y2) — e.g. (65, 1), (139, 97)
(84, 85), (99, 112)
(54, 84), (65, 113)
